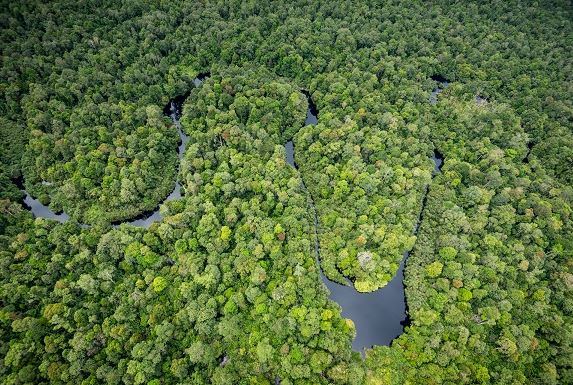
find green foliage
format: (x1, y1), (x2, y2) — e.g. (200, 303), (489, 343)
(1, 0), (572, 384)
(152, 276), (168, 292)
(425, 261), (443, 278)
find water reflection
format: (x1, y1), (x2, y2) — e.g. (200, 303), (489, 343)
(286, 90), (445, 352)
(23, 194), (69, 223)
(301, 90), (318, 125)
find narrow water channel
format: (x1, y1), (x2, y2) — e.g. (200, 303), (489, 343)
(17, 73), (210, 228)
(17, 75), (448, 354)
(286, 89), (444, 352)
(22, 192), (70, 223)
(118, 72), (210, 227)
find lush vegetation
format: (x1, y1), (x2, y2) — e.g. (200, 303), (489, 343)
(1, 0), (572, 384)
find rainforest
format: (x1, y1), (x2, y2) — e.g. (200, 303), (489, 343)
(1, 0), (572, 384)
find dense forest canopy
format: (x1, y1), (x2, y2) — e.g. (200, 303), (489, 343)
(1, 0), (572, 384)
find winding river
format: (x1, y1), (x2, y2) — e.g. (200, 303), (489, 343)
(18, 74), (210, 228)
(286, 88), (444, 352)
(18, 75), (447, 353)
(22, 192), (70, 224)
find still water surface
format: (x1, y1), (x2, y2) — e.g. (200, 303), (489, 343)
(18, 77), (446, 353)
(285, 88), (444, 351)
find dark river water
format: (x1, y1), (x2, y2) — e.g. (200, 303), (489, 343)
(23, 193), (70, 223)
(286, 89), (444, 352)
(17, 76), (446, 354)
(430, 75), (450, 105)
(19, 73), (210, 228)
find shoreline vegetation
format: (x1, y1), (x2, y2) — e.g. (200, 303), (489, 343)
(1, 1), (572, 384)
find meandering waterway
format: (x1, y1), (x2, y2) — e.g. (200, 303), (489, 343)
(18, 74), (210, 228)
(17, 75), (447, 353)
(285, 87), (444, 352)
